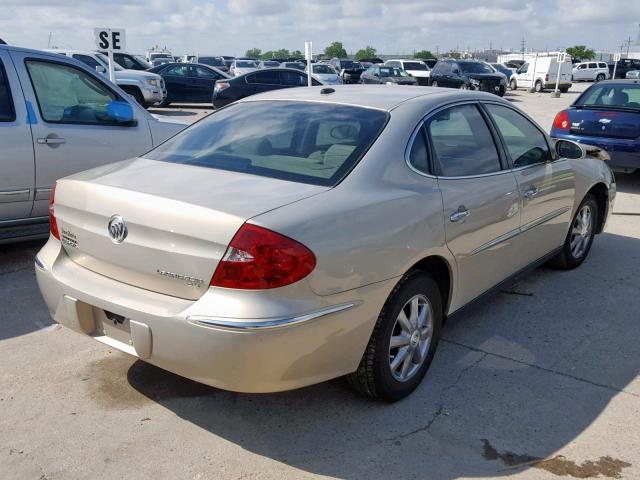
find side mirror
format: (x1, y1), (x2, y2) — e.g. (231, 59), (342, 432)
(373, 72), (379, 77)
(95, 65), (106, 74)
(555, 139), (585, 159)
(107, 100), (136, 125)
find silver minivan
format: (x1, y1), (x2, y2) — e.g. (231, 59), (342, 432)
(0, 44), (187, 242)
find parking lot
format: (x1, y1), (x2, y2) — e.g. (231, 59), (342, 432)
(2, 83), (640, 480)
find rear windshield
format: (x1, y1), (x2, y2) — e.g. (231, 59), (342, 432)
(379, 67), (408, 77)
(340, 60), (362, 70)
(199, 56), (224, 66)
(236, 60), (256, 68)
(402, 62), (427, 71)
(312, 64), (335, 74)
(145, 101), (389, 186)
(576, 84), (640, 109)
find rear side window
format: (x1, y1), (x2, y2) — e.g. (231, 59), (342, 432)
(408, 127), (429, 173)
(247, 70), (280, 84)
(145, 101), (389, 187)
(427, 104), (501, 177)
(485, 104), (551, 167)
(25, 60), (119, 124)
(0, 60), (15, 121)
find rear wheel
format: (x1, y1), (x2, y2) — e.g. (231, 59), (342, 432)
(534, 80), (543, 93)
(595, 73), (605, 82)
(549, 194), (598, 270)
(347, 272), (442, 402)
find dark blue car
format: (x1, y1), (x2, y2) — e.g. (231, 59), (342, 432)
(551, 80), (640, 173)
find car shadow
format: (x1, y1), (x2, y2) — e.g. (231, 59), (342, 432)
(123, 230), (639, 479)
(0, 239), (53, 340)
(615, 171), (640, 194)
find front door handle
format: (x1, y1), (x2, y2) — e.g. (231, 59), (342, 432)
(450, 206), (470, 223)
(523, 186), (539, 199)
(37, 135), (66, 146)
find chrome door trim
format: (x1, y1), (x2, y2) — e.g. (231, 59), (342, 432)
(0, 189), (31, 203)
(34, 188), (52, 201)
(188, 302), (360, 331)
(520, 206), (571, 233)
(470, 227), (521, 256)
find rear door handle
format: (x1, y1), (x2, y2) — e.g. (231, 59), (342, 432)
(450, 206), (470, 222)
(37, 135), (65, 146)
(523, 186), (539, 199)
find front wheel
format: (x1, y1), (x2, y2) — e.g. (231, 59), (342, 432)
(509, 79), (517, 90)
(347, 272), (442, 402)
(534, 80), (543, 93)
(548, 194), (598, 269)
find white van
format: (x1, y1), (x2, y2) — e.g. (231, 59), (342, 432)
(0, 44), (187, 242)
(510, 55), (572, 92)
(572, 61), (610, 82)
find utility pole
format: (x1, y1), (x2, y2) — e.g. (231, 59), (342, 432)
(626, 36), (633, 56)
(521, 37), (525, 59)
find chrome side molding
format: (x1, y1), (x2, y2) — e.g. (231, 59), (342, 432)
(188, 302), (360, 331)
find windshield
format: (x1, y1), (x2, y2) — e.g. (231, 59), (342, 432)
(313, 64), (335, 74)
(95, 53), (123, 71)
(459, 62), (495, 74)
(491, 64), (510, 75)
(236, 61), (256, 68)
(379, 67), (408, 77)
(145, 101), (389, 187)
(576, 84), (640, 109)
(134, 55), (152, 69)
(402, 62), (427, 71)
(340, 60), (362, 70)
(199, 56), (224, 66)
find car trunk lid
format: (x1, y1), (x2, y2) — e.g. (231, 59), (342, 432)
(54, 158), (327, 300)
(569, 108), (640, 140)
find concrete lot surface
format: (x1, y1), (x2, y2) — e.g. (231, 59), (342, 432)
(1, 84), (639, 480)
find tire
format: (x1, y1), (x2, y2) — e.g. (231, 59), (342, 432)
(123, 87), (147, 109)
(534, 80), (543, 93)
(498, 85), (506, 97)
(158, 98), (171, 107)
(459, 84), (468, 90)
(548, 194), (598, 270)
(509, 79), (517, 90)
(559, 87), (570, 93)
(596, 73), (605, 82)
(347, 272), (443, 402)
(431, 81), (439, 88)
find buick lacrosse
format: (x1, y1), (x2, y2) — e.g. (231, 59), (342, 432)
(36, 86), (615, 401)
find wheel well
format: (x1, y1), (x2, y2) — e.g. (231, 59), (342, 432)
(587, 183), (608, 234)
(408, 256), (452, 314)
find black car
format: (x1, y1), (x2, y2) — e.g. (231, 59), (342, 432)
(358, 57), (384, 65)
(99, 52), (151, 71)
(212, 68), (321, 109)
(148, 62), (229, 105)
(430, 59), (506, 96)
(609, 59), (640, 79)
(329, 58), (364, 84)
(360, 66), (417, 85)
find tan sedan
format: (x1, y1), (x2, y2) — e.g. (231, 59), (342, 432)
(36, 86), (615, 401)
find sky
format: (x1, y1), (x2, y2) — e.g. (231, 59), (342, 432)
(2, 0), (640, 56)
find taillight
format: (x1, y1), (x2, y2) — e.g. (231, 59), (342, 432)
(553, 110), (570, 130)
(545, 74), (549, 82)
(211, 224), (316, 289)
(49, 182), (60, 240)
(215, 81), (230, 92)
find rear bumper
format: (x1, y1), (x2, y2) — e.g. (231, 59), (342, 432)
(35, 238), (393, 393)
(551, 131), (640, 170)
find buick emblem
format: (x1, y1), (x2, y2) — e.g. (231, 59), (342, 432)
(108, 215), (128, 244)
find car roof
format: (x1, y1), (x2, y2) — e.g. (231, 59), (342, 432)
(0, 44), (96, 62)
(238, 84), (501, 111)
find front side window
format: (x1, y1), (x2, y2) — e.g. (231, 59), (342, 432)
(145, 101), (389, 186)
(26, 60), (119, 124)
(485, 104), (551, 167)
(427, 104), (501, 177)
(0, 60), (15, 121)
(519, 63), (529, 73)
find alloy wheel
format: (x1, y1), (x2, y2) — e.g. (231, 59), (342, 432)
(388, 294), (433, 382)
(570, 204), (593, 259)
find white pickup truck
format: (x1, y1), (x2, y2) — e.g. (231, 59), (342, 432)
(0, 44), (188, 242)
